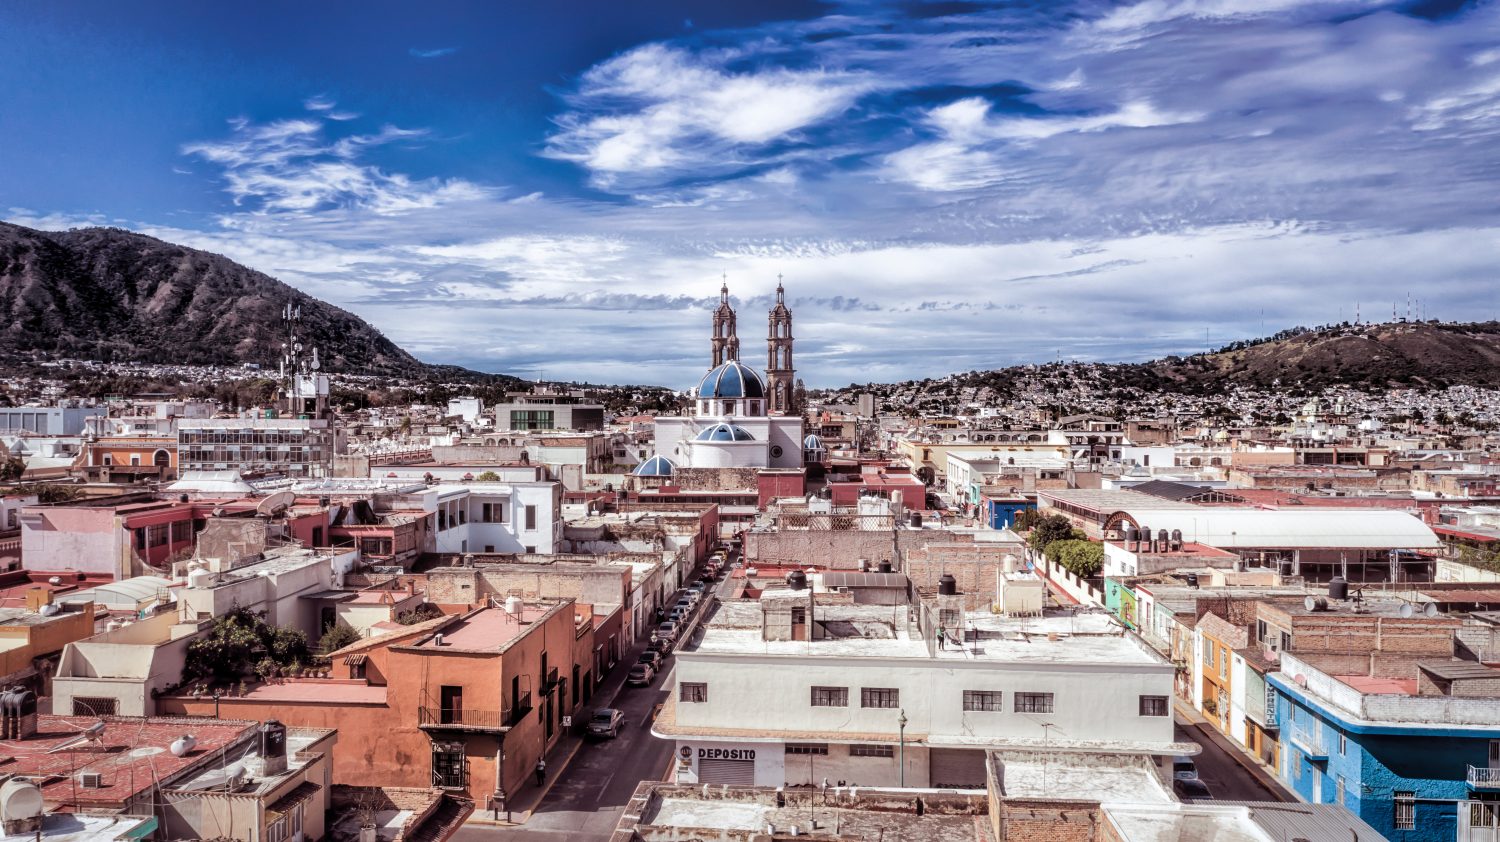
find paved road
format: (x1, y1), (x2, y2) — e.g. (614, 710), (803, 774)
(1175, 719), (1292, 802)
(459, 563), (735, 841)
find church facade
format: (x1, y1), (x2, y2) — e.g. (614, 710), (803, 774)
(637, 281), (805, 475)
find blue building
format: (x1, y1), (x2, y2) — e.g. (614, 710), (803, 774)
(1267, 653), (1500, 841)
(981, 493), (1033, 530)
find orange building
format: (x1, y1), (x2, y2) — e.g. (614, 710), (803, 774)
(159, 598), (596, 810)
(88, 436), (178, 476)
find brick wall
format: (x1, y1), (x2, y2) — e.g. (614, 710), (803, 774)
(672, 467), (763, 491)
(997, 800), (1099, 841)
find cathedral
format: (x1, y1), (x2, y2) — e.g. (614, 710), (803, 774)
(636, 279), (806, 475)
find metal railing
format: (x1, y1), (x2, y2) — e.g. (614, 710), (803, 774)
(1469, 765), (1500, 788)
(418, 707), (507, 729)
(1289, 724), (1324, 756)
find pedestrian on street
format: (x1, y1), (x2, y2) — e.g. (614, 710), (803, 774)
(535, 758), (546, 787)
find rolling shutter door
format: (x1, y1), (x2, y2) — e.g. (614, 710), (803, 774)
(698, 758), (756, 785)
(929, 748), (987, 788)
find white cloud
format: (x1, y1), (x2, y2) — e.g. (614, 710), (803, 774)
(546, 44), (873, 187)
(182, 119), (490, 214)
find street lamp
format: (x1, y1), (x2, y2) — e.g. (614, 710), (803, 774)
(897, 709), (908, 788)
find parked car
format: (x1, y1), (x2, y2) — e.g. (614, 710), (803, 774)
(587, 708), (625, 739)
(1172, 756), (1198, 781)
(655, 621), (679, 640)
(637, 650), (663, 670)
(627, 662), (656, 686)
(647, 636), (674, 655)
(669, 607), (690, 623)
(1173, 778), (1213, 802)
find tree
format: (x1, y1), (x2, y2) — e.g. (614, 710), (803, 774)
(183, 606), (311, 684)
(317, 622), (362, 655)
(475, 470), (500, 482)
(9, 482), (82, 503)
(1025, 514), (1078, 553)
(0, 457), (25, 482)
(396, 603), (443, 625)
(792, 379), (808, 415)
(1048, 539), (1105, 577)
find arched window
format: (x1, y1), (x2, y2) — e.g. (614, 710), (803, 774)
(153, 449), (171, 467)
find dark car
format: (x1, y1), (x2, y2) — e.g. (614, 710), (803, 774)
(637, 650), (663, 670)
(1173, 778), (1213, 802)
(587, 708), (625, 739)
(647, 637), (673, 656)
(627, 662), (656, 686)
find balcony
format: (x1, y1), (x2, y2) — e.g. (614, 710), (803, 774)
(1289, 724), (1326, 761)
(1469, 766), (1500, 788)
(419, 707), (510, 733)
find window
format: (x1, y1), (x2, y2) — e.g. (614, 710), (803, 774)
(1336, 775), (1345, 806)
(146, 523), (169, 548)
(1015, 692), (1055, 714)
(1256, 619), (1268, 642)
(525, 505), (537, 530)
(266, 816), (288, 842)
(851, 745), (895, 758)
(786, 743), (828, 756)
(510, 409), (555, 430)
(963, 691), (1004, 712)
(1219, 647), (1229, 677)
(861, 688), (899, 709)
(681, 682), (708, 703)
(1139, 695), (1169, 717)
(1280, 631), (1293, 652)
(811, 686), (848, 707)
(1339, 733), (1346, 755)
(1203, 640), (1214, 667)
(72, 697), (118, 716)
(432, 742), (467, 789)
(1394, 791), (1415, 830)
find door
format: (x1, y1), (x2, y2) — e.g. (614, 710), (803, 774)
(929, 748), (987, 789)
(698, 758), (755, 784)
(440, 685), (463, 724)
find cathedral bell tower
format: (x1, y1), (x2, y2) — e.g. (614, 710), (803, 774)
(711, 277), (739, 367)
(766, 277), (795, 415)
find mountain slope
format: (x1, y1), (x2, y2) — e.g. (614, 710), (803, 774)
(0, 222), (430, 376)
(1134, 322), (1500, 391)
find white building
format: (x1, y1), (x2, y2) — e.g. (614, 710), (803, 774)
(655, 589), (1185, 789)
(639, 281), (804, 475)
(423, 482), (562, 555)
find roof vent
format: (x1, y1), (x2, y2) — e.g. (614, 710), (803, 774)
(77, 772), (102, 789)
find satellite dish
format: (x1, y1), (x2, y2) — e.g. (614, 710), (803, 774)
(1399, 604), (1414, 619)
(256, 491), (297, 516)
(1424, 603), (1440, 618)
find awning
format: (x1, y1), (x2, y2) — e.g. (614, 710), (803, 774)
(343, 653), (369, 666)
(266, 781), (321, 818)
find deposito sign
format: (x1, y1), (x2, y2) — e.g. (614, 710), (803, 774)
(697, 747), (756, 761)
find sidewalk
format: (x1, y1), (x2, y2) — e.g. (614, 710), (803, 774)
(1174, 699), (1294, 802)
(466, 568), (721, 827)
(466, 631), (655, 827)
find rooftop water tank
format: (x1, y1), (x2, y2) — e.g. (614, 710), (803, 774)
(787, 570), (808, 590)
(0, 777), (44, 834)
(504, 596), (525, 616)
(170, 734), (197, 757)
(1328, 576), (1349, 601)
(938, 574), (958, 596)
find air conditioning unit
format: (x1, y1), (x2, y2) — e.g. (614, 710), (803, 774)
(1103, 530), (1121, 541)
(78, 772), (102, 788)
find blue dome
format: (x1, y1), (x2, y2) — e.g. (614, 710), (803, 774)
(633, 455), (675, 476)
(696, 423), (755, 442)
(803, 434), (824, 449)
(697, 361), (766, 399)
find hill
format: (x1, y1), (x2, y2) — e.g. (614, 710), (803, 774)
(1131, 321), (1500, 392)
(0, 221), (476, 378)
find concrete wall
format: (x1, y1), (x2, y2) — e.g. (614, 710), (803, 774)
(21, 507), (122, 576)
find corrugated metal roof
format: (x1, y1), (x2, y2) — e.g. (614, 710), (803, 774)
(1418, 659), (1500, 681)
(821, 572), (909, 589)
(1117, 507), (1440, 549)
(61, 575), (174, 608)
(1214, 800), (1385, 841)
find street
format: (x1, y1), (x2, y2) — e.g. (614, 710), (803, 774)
(458, 559), (735, 841)
(1175, 718), (1292, 802)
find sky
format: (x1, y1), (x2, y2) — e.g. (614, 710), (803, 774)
(3, 0), (1499, 388)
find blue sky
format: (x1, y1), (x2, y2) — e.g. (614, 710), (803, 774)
(4, 0), (1499, 387)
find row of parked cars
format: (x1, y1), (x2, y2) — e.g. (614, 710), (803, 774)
(589, 550), (731, 740)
